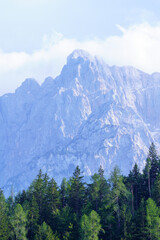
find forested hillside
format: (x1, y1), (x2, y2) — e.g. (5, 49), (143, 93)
(0, 143), (160, 240)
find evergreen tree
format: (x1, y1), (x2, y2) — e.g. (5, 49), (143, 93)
(120, 204), (132, 239)
(30, 169), (45, 223)
(80, 214), (90, 240)
(35, 221), (59, 240)
(10, 203), (27, 240)
(88, 173), (102, 212)
(143, 143), (159, 199)
(45, 177), (60, 230)
(88, 166), (109, 213)
(144, 157), (152, 198)
(98, 165), (109, 204)
(60, 178), (68, 208)
(27, 195), (39, 239)
(57, 206), (73, 240)
(47, 178), (60, 214)
(0, 190), (10, 240)
(109, 166), (131, 239)
(7, 187), (15, 214)
(148, 143), (159, 187)
(68, 166), (86, 239)
(152, 174), (160, 206)
(68, 166), (86, 216)
(80, 210), (102, 240)
(128, 163), (142, 212)
(98, 197), (115, 240)
(146, 198), (160, 240)
(15, 190), (27, 206)
(29, 170), (51, 224)
(130, 198), (147, 240)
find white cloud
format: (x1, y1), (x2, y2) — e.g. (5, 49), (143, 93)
(1, 22), (160, 95)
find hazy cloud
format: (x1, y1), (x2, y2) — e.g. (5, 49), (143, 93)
(1, 22), (160, 95)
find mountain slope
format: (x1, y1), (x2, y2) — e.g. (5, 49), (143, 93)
(1, 49), (160, 195)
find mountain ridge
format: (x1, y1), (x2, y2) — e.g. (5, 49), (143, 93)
(0, 49), (160, 195)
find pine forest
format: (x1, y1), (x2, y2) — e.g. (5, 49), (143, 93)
(0, 143), (160, 240)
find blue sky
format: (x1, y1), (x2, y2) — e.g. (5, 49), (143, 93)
(0, 0), (160, 94)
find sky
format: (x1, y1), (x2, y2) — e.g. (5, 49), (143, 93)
(0, 0), (160, 95)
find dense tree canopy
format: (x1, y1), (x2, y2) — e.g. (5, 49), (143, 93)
(1, 143), (160, 239)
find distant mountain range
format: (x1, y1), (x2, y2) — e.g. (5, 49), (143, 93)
(1, 49), (160, 195)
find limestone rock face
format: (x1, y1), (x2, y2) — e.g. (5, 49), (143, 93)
(1, 49), (160, 195)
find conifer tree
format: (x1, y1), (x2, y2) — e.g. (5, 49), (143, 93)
(120, 204), (132, 239)
(146, 198), (160, 240)
(30, 169), (45, 222)
(98, 165), (108, 204)
(35, 221), (59, 240)
(68, 166), (86, 216)
(128, 163), (141, 212)
(10, 203), (27, 240)
(80, 210), (102, 240)
(88, 173), (102, 212)
(27, 195), (39, 239)
(148, 142), (159, 187)
(109, 166), (130, 239)
(152, 174), (160, 206)
(46, 177), (60, 230)
(88, 166), (109, 213)
(15, 190), (27, 206)
(68, 166), (86, 239)
(29, 170), (50, 224)
(57, 206), (73, 240)
(145, 157), (152, 197)
(130, 198), (147, 240)
(0, 190), (10, 240)
(60, 178), (68, 208)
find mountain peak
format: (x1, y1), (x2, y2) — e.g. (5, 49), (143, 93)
(16, 78), (40, 95)
(21, 78), (40, 88)
(1, 50), (160, 196)
(67, 49), (95, 64)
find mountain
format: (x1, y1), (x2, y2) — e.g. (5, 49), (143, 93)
(0, 49), (160, 195)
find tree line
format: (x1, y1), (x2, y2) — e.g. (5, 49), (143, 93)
(0, 142), (160, 239)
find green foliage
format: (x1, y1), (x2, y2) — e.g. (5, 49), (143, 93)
(47, 178), (60, 214)
(0, 190), (10, 240)
(80, 210), (102, 240)
(68, 165), (86, 216)
(89, 173), (102, 211)
(45, 177), (60, 230)
(10, 203), (27, 240)
(60, 178), (68, 208)
(130, 198), (147, 240)
(88, 166), (109, 213)
(152, 174), (160, 206)
(27, 195), (39, 239)
(149, 143), (159, 187)
(57, 206), (73, 240)
(35, 221), (59, 240)
(1, 143), (160, 240)
(146, 198), (160, 240)
(29, 169), (45, 222)
(128, 163), (142, 212)
(109, 166), (131, 239)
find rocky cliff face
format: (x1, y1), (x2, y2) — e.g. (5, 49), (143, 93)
(1, 49), (160, 195)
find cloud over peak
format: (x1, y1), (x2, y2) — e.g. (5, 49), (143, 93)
(0, 22), (160, 95)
